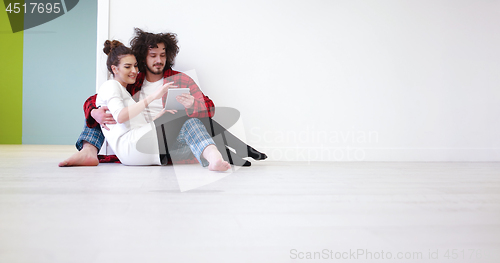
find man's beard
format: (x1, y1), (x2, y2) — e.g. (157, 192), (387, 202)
(146, 63), (164, 75)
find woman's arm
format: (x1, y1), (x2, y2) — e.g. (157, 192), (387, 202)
(116, 81), (175, 124)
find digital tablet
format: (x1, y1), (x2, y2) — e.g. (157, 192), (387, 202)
(164, 88), (190, 110)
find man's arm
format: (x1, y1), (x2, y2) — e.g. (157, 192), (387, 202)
(83, 94), (116, 130)
(84, 94), (99, 128)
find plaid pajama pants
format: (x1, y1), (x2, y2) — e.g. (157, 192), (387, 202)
(76, 123), (104, 152)
(167, 118), (213, 167)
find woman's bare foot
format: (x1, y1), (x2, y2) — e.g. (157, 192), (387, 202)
(202, 145), (231, 172)
(58, 142), (99, 167)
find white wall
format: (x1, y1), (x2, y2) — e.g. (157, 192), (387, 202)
(104, 0), (500, 161)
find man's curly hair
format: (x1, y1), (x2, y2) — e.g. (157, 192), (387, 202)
(130, 28), (179, 73)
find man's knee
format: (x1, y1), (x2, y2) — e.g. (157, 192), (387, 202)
(186, 117), (213, 132)
(184, 118), (202, 127)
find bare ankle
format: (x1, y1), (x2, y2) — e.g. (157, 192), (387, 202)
(81, 142), (99, 155)
(202, 145), (221, 163)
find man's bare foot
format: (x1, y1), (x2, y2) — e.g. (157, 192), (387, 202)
(202, 144), (231, 172)
(58, 142), (99, 167)
(208, 158), (231, 172)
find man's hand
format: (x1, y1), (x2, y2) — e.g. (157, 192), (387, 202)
(91, 106), (116, 131)
(176, 93), (195, 108)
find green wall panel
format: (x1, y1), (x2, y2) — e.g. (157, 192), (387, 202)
(0, 6), (23, 144)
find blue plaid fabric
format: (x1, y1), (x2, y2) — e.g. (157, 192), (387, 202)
(75, 123), (105, 151)
(169, 118), (214, 167)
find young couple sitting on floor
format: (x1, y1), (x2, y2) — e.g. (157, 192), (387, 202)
(59, 28), (266, 171)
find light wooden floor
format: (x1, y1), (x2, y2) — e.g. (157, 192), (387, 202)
(1, 145), (499, 263)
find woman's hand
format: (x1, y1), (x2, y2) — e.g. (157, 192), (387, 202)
(152, 81), (177, 101)
(153, 109), (177, 121)
(91, 106), (116, 130)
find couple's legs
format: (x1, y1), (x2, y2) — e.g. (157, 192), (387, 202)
(60, 112), (266, 167)
(58, 124), (103, 167)
(60, 119), (229, 170)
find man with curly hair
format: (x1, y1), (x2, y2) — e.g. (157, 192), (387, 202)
(59, 28), (266, 167)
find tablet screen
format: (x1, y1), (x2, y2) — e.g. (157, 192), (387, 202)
(164, 88), (190, 110)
